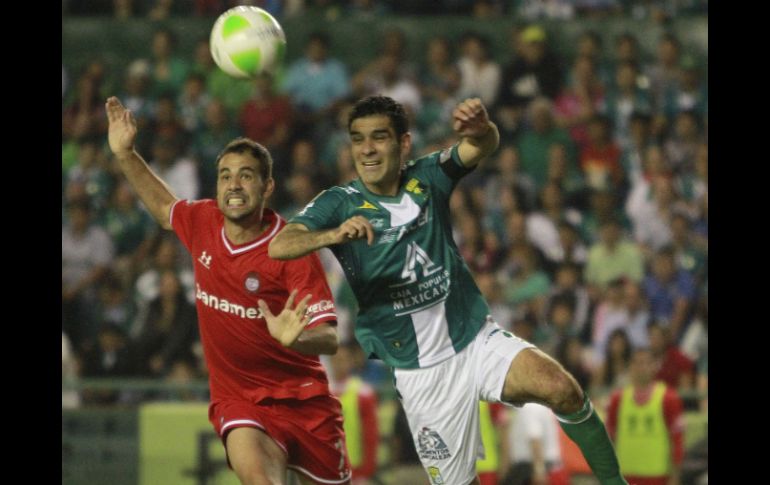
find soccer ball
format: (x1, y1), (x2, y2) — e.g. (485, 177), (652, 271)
(209, 6), (286, 79)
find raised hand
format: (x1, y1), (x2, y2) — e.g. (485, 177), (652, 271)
(452, 97), (491, 139)
(258, 290), (313, 348)
(105, 96), (137, 158)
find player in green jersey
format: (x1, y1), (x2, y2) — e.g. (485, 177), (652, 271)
(269, 95), (627, 485)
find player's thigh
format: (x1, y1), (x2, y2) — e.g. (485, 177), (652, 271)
(475, 323), (536, 403)
(226, 426), (288, 484)
(393, 349), (481, 485)
(500, 347), (582, 409)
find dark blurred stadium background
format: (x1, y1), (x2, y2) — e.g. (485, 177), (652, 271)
(62, 1), (707, 484)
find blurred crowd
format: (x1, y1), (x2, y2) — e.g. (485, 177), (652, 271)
(63, 0), (708, 21)
(62, 5), (707, 433)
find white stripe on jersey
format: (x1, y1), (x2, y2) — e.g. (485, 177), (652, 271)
(411, 300), (455, 368)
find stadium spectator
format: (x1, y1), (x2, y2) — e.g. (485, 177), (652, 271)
(584, 218), (644, 298)
(501, 403), (569, 485)
(517, 97), (577, 192)
(607, 347), (685, 485)
(642, 246), (698, 340)
(579, 114), (624, 192)
(62, 197), (116, 352)
(498, 25), (564, 109)
(177, 72), (211, 134)
(239, 72), (293, 167)
(147, 27), (190, 99)
(544, 263), (591, 341)
(554, 54), (606, 148)
(590, 327), (632, 394)
(604, 60), (653, 149)
(456, 31), (501, 106)
(283, 31), (351, 126)
(648, 322), (695, 392)
(132, 270), (199, 377)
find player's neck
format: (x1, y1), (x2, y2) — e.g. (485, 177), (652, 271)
(361, 174), (403, 197)
(223, 213), (270, 245)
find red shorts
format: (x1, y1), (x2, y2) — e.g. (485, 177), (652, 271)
(210, 395), (351, 484)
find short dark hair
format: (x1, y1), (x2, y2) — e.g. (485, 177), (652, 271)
(348, 95), (409, 138)
(215, 138), (273, 181)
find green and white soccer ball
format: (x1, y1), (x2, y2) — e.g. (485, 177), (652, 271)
(209, 6), (286, 79)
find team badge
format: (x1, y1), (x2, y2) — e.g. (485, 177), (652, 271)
(244, 272), (260, 293)
(417, 427), (451, 460)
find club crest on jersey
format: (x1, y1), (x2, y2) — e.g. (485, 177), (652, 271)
(417, 427), (451, 460)
(405, 178), (425, 195)
(244, 272), (260, 293)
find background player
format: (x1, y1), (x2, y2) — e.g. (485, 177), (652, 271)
(105, 96), (351, 485)
(269, 95), (627, 485)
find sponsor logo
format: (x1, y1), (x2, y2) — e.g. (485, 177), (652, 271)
(417, 427), (451, 460)
(358, 200), (378, 210)
(198, 251), (212, 269)
(244, 272), (260, 293)
(306, 299), (335, 315)
(427, 467), (445, 485)
(391, 241), (443, 287)
(196, 284), (261, 320)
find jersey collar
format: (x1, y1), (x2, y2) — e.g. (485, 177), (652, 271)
(220, 208), (283, 255)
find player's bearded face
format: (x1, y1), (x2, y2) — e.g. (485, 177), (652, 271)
(216, 152), (272, 222)
(350, 115), (410, 195)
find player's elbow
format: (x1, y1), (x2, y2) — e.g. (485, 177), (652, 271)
(316, 324), (339, 355)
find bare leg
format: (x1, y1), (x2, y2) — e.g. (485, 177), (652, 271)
(226, 427), (288, 485)
(501, 347), (583, 413)
(500, 348), (627, 485)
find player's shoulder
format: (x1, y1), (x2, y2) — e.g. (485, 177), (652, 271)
(404, 147), (447, 170)
(172, 198), (220, 224)
(314, 183), (368, 207)
(176, 198), (218, 213)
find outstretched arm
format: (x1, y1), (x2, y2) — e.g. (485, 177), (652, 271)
(453, 97), (500, 169)
(105, 96), (178, 230)
(269, 217), (375, 260)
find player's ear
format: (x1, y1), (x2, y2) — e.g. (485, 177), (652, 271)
(399, 131), (412, 160)
(263, 177), (275, 200)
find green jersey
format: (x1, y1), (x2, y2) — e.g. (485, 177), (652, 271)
(290, 145), (492, 369)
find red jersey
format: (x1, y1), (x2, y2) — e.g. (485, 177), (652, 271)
(170, 200), (337, 405)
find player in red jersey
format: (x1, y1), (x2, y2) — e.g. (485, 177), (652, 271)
(106, 97), (351, 484)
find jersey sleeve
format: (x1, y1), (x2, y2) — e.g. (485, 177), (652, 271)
(410, 144), (476, 198)
(281, 251), (338, 329)
(169, 199), (197, 252)
(288, 189), (347, 231)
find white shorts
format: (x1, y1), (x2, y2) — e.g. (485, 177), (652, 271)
(393, 318), (535, 485)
